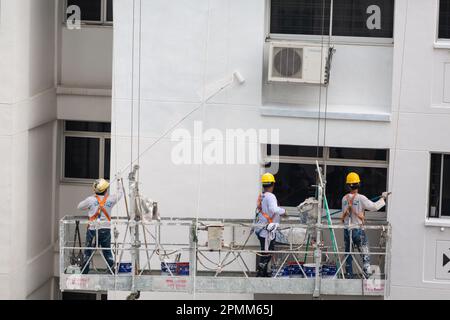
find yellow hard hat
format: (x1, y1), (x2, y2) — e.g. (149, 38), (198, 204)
(346, 172), (361, 185)
(93, 178), (110, 193)
(261, 173), (276, 184)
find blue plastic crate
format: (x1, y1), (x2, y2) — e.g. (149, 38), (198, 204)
(176, 262), (190, 276)
(321, 264), (337, 278)
(303, 264), (318, 278)
(161, 262), (177, 275)
(118, 262), (132, 273)
(288, 263), (304, 278)
(272, 266), (290, 277)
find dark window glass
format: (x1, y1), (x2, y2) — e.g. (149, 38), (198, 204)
(104, 138), (111, 180)
(107, 0), (114, 22)
(429, 154), (442, 218)
(439, 0), (450, 39)
(325, 166), (387, 209)
(273, 163), (319, 207)
(66, 121), (111, 133)
(270, 0), (331, 35)
(442, 155), (450, 216)
(268, 145), (323, 158)
(329, 147), (388, 161)
(65, 137), (100, 179)
(332, 0), (394, 38)
(67, 0), (102, 21)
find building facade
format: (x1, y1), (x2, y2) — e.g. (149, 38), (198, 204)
(0, 0), (449, 299)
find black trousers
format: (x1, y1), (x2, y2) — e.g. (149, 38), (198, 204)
(257, 234), (275, 265)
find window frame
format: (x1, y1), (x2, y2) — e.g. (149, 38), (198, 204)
(105, 0), (114, 23)
(429, 152), (450, 219)
(435, 0), (450, 48)
(265, 0), (395, 46)
(264, 146), (390, 212)
(61, 121), (111, 184)
(64, 0), (113, 26)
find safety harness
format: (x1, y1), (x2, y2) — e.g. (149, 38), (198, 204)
(89, 195), (111, 222)
(256, 193), (273, 224)
(344, 193), (363, 225)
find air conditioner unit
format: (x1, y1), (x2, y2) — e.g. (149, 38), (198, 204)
(268, 42), (329, 85)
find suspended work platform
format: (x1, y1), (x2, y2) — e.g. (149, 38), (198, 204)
(60, 216), (391, 297)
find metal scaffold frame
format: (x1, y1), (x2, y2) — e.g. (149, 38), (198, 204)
(60, 215), (391, 298)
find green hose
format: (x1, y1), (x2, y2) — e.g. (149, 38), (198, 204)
(303, 234), (310, 263)
(323, 195), (343, 277)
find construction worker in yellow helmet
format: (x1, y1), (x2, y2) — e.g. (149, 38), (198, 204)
(341, 172), (390, 278)
(77, 177), (123, 274)
(254, 173), (287, 277)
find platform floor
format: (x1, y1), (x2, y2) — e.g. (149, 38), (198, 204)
(61, 272), (386, 297)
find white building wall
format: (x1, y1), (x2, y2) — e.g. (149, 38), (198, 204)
(60, 27), (113, 89)
(55, 7), (114, 239)
(111, 0), (393, 299)
(0, 0), (443, 300)
(111, 0), (450, 300)
(388, 0), (450, 300)
(0, 0), (57, 299)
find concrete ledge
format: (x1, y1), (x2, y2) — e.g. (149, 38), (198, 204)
(260, 105), (391, 122)
(425, 218), (450, 228)
(57, 86), (112, 97)
(434, 41), (450, 50)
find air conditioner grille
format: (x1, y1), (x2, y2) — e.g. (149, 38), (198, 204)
(273, 47), (303, 79)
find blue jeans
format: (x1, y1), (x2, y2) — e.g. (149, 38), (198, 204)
(83, 229), (114, 274)
(344, 228), (370, 276)
(257, 234), (275, 265)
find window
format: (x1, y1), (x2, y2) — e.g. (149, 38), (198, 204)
(270, 0), (331, 35)
(270, 0), (394, 39)
(63, 121), (111, 182)
(439, 0), (450, 39)
(66, 0), (113, 24)
(429, 154), (450, 218)
(106, 0), (114, 22)
(268, 144), (323, 158)
(265, 145), (389, 209)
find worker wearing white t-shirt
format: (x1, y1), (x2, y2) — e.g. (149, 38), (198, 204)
(77, 178), (123, 274)
(341, 172), (389, 278)
(254, 173), (287, 277)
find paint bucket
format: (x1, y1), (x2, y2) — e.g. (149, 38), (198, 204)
(161, 262), (177, 275)
(303, 264), (318, 278)
(176, 262), (190, 276)
(321, 264), (337, 278)
(118, 262), (132, 273)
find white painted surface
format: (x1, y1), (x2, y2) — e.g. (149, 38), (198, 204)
(444, 63), (450, 103)
(60, 27), (113, 89)
(0, 0), (448, 300)
(0, 0), (57, 300)
(109, 0), (450, 300)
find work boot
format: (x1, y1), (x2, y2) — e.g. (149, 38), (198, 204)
(257, 263), (269, 277)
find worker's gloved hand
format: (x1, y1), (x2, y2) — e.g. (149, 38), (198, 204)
(381, 192), (391, 200)
(267, 223), (278, 232)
